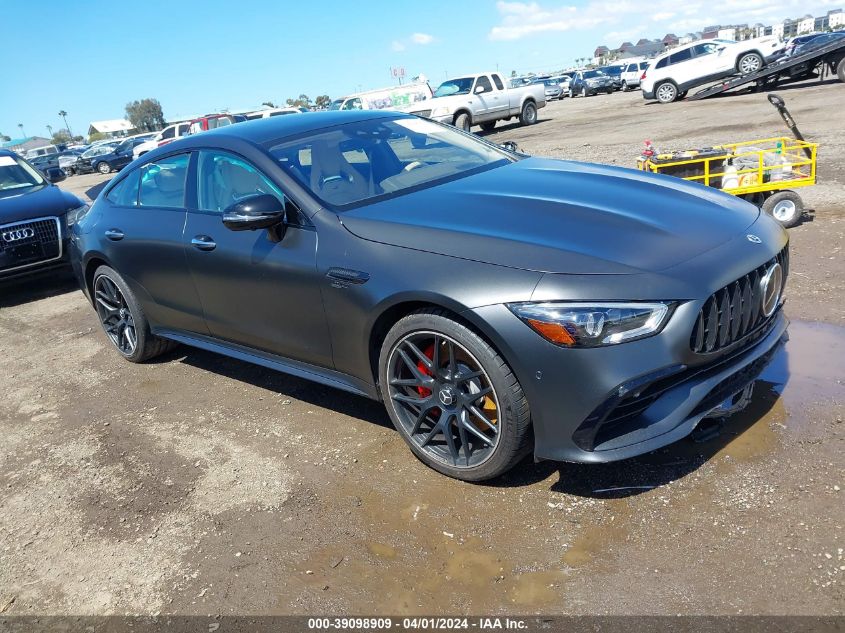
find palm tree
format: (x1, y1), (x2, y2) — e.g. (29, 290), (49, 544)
(58, 110), (73, 137)
(17, 123), (25, 138)
(46, 124), (53, 138)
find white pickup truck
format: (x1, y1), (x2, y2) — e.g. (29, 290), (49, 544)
(404, 72), (546, 132)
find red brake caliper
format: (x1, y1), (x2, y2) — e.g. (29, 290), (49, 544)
(417, 344), (435, 397)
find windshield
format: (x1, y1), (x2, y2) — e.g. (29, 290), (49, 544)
(0, 155), (46, 196)
(583, 70), (606, 79)
(269, 116), (511, 209)
(433, 77), (474, 97)
(329, 99), (344, 110)
(542, 79), (560, 86)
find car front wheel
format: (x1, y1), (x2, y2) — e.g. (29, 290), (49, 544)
(97, 161), (111, 175)
(655, 82), (678, 103)
(453, 112), (471, 132)
(379, 309), (532, 481)
(92, 265), (177, 363)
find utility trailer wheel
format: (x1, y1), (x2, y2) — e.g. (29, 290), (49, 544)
(762, 190), (803, 228)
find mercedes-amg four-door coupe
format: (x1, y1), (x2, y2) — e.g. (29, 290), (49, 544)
(70, 111), (789, 481)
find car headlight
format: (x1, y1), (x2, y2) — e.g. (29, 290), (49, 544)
(65, 204), (90, 227)
(430, 106), (451, 117)
(508, 302), (673, 347)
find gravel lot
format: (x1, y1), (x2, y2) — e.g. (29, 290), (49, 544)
(1, 80), (843, 616)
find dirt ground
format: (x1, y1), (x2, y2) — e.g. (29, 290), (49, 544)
(1, 79), (843, 617)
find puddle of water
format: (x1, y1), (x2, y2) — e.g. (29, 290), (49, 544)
(366, 542), (398, 559)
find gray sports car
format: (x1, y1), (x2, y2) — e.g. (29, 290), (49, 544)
(70, 110), (788, 481)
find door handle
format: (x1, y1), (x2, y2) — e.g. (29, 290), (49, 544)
(104, 229), (124, 241)
(191, 235), (217, 251)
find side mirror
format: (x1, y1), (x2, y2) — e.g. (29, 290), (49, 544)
(500, 141), (522, 154)
(45, 167), (66, 184)
(222, 193), (287, 238)
(474, 85), (486, 94)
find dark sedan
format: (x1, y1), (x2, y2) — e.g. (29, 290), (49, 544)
(74, 138), (145, 175)
(1, 150), (86, 280)
(70, 111), (789, 481)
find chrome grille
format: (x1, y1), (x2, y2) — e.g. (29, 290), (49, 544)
(691, 246), (788, 354)
(0, 216), (62, 272)
(0, 218), (59, 247)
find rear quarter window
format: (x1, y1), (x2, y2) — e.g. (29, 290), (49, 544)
(106, 169), (141, 207)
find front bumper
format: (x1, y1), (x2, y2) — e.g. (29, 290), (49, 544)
(468, 299), (788, 463)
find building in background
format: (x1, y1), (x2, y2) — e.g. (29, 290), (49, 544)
(0, 136), (53, 154)
(87, 119), (134, 139)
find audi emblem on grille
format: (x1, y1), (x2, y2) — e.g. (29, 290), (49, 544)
(2, 228), (35, 242)
(759, 263), (783, 318)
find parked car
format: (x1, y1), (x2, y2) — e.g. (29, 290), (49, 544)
(620, 60), (649, 91)
(539, 78), (564, 100)
(791, 31), (845, 57)
(642, 37), (780, 104)
(29, 153), (61, 173)
(510, 76), (534, 88)
(245, 107), (305, 120)
(58, 149), (86, 175)
(186, 113), (247, 135)
(554, 73), (573, 94)
(133, 123), (191, 160)
(70, 110), (788, 481)
(1, 149), (85, 280)
(404, 72), (545, 132)
(569, 69), (615, 97)
(74, 138), (145, 175)
(599, 64), (625, 89)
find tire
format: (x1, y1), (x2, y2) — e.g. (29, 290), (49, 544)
(97, 161), (111, 175)
(453, 112), (471, 132)
(569, 88), (574, 98)
(480, 121), (496, 132)
(837, 57), (845, 83)
(378, 309), (532, 481)
(655, 81), (678, 104)
(678, 91), (688, 100)
(737, 52), (763, 75)
(621, 81), (629, 92)
(762, 190), (803, 228)
(518, 101), (537, 126)
(92, 265), (178, 363)
(606, 87), (613, 94)
(581, 86), (587, 98)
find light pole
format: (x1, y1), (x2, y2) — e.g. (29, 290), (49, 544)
(47, 125), (53, 139)
(59, 110), (73, 138)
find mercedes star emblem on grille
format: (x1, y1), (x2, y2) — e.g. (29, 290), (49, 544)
(2, 228), (35, 242)
(746, 234), (762, 244)
(759, 263), (783, 318)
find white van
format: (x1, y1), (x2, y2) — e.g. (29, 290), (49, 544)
(25, 145), (60, 159)
(620, 60), (650, 91)
(330, 81), (433, 112)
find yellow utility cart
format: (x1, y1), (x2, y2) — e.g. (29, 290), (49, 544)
(637, 94), (818, 228)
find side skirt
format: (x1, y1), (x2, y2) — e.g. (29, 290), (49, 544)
(155, 329), (380, 400)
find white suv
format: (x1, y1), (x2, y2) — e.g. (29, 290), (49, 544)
(641, 38), (780, 103)
(620, 61), (649, 91)
(132, 122), (190, 159)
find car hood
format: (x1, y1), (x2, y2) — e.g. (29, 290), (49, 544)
(0, 184), (83, 225)
(339, 158), (761, 275)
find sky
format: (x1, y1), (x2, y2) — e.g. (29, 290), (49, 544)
(0, 0), (841, 141)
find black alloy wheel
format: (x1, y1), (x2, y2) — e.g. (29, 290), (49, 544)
(94, 274), (137, 356)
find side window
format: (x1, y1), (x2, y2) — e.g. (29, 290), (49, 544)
(196, 151), (286, 213)
(692, 43), (719, 57)
(341, 98), (363, 111)
(139, 154), (189, 208)
(106, 169), (141, 207)
(177, 123), (189, 136)
(656, 57), (668, 69)
(475, 76), (493, 93)
(668, 48), (693, 65)
(160, 126), (175, 139)
(491, 74), (504, 90)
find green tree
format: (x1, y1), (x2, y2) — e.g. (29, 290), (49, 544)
(262, 101), (277, 108)
(125, 98), (166, 132)
(314, 95), (331, 109)
(51, 130), (73, 145)
(0, 132), (10, 142)
(88, 131), (107, 142)
(298, 94), (311, 107)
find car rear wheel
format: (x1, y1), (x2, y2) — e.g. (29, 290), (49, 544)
(519, 101), (537, 126)
(837, 57), (845, 83)
(97, 161), (111, 174)
(762, 190), (803, 228)
(480, 121), (496, 132)
(569, 88), (575, 98)
(738, 52), (763, 75)
(621, 81), (629, 91)
(581, 86), (587, 97)
(93, 266), (177, 363)
(453, 112), (471, 132)
(379, 309), (532, 481)
(655, 82), (678, 103)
